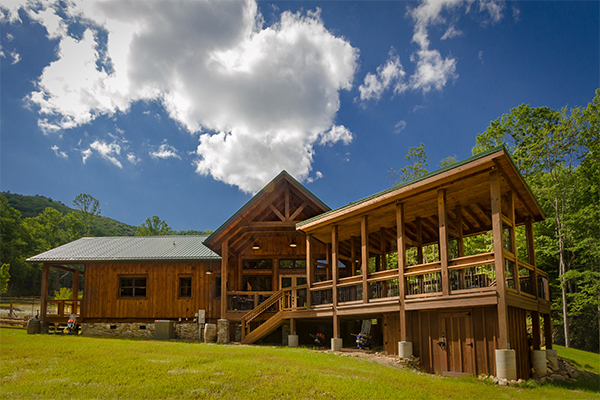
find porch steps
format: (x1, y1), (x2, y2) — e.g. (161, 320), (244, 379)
(241, 310), (285, 344)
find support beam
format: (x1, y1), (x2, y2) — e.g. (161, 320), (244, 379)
(543, 313), (553, 349)
(396, 202), (407, 342)
(332, 225), (340, 339)
(438, 190), (450, 297)
(508, 191), (520, 295)
(455, 205), (464, 257)
(416, 218), (423, 264)
(72, 270), (80, 315)
(361, 215), (369, 304)
(491, 170), (509, 349)
(220, 241), (229, 318)
(306, 234), (313, 309)
(40, 264), (49, 322)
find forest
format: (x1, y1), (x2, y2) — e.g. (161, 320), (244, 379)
(0, 90), (598, 353)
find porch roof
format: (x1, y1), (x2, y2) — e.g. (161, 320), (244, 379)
(26, 235), (221, 263)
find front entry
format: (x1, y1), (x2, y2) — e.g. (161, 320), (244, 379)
(438, 311), (475, 376)
(280, 275), (307, 310)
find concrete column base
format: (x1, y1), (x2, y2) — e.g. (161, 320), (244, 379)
(217, 319), (229, 344)
(331, 338), (343, 351)
(495, 349), (517, 381)
(530, 350), (547, 377)
(546, 349), (557, 364)
(398, 341), (413, 359)
(288, 335), (299, 347)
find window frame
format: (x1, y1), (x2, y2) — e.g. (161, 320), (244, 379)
(178, 275), (193, 298)
(118, 275), (147, 299)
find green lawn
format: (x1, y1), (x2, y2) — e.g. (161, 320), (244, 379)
(1, 329), (598, 399)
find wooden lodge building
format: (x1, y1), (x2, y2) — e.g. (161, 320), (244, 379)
(28, 146), (553, 380)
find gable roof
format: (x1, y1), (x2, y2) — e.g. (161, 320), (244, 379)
(26, 235), (220, 263)
(204, 170), (330, 253)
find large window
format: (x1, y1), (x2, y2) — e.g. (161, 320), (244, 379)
(179, 276), (192, 298)
(279, 259), (307, 269)
(119, 277), (147, 298)
(243, 259), (273, 270)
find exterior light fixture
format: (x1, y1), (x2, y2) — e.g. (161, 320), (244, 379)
(205, 269), (213, 275)
(290, 240), (297, 248)
(252, 243), (260, 250)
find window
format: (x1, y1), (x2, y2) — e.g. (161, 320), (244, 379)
(215, 277), (222, 298)
(279, 259), (307, 269)
(179, 276), (192, 298)
(243, 259), (273, 270)
(119, 277), (146, 298)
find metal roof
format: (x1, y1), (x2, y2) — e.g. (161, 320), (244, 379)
(26, 235), (221, 263)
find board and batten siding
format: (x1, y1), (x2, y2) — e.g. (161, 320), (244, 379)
(82, 261), (220, 322)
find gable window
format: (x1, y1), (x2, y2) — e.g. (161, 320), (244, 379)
(279, 259), (307, 269)
(120, 277), (146, 298)
(179, 276), (192, 298)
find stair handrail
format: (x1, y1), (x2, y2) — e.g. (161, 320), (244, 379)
(241, 289), (283, 339)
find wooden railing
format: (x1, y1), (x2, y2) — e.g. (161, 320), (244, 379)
(227, 291), (274, 311)
(46, 299), (81, 318)
(281, 284), (308, 310)
(240, 289), (283, 340)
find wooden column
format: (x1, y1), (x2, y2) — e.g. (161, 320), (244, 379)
(290, 318), (296, 335)
(416, 218), (423, 264)
(438, 189), (450, 296)
(332, 225), (340, 338)
(543, 313), (553, 349)
(72, 270), (79, 315)
(40, 264), (50, 322)
(326, 244), (331, 281)
(306, 234), (313, 308)
(350, 237), (357, 276)
(526, 216), (541, 349)
(396, 202), (407, 341)
(380, 228), (387, 270)
(455, 205), (464, 257)
(491, 170), (509, 349)
(220, 241), (229, 318)
(361, 215), (369, 303)
(508, 191), (520, 295)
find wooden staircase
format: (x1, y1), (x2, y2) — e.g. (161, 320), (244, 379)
(241, 289), (285, 344)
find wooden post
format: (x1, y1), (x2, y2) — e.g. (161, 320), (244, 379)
(332, 225), (340, 338)
(491, 170), (509, 349)
(396, 202), (407, 341)
(380, 228), (387, 270)
(306, 234), (313, 309)
(416, 218), (423, 264)
(508, 191), (520, 295)
(438, 190), (450, 296)
(543, 313), (552, 349)
(326, 244), (331, 281)
(526, 217), (538, 297)
(72, 270), (79, 315)
(220, 241), (229, 318)
(455, 205), (464, 257)
(290, 318), (296, 335)
(40, 264), (49, 322)
(361, 215), (369, 303)
(350, 237), (357, 276)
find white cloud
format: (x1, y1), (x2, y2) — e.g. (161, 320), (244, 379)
(320, 125), (353, 146)
(5, 33), (14, 42)
(409, 49), (457, 93)
(127, 152), (141, 164)
(441, 25), (462, 40)
(358, 49), (406, 103)
(51, 145), (68, 158)
(394, 121), (407, 133)
(150, 143), (181, 160)
(306, 170), (323, 183)
(84, 140), (122, 168)
(13, 0), (358, 193)
(8, 50), (20, 64)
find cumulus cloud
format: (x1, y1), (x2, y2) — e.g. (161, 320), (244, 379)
(9, 0), (358, 193)
(51, 145), (68, 158)
(320, 125), (353, 146)
(127, 152), (140, 164)
(358, 49), (406, 103)
(81, 140), (122, 168)
(150, 143), (181, 160)
(361, 0), (504, 101)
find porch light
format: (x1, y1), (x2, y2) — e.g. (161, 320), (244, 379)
(290, 240), (297, 248)
(205, 269), (213, 275)
(252, 243), (260, 250)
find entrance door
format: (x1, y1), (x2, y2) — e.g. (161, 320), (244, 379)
(280, 276), (307, 310)
(438, 311), (475, 375)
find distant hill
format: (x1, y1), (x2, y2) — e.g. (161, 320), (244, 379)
(3, 192), (137, 237)
(2, 192), (212, 237)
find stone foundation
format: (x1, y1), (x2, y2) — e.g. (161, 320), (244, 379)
(81, 322), (200, 340)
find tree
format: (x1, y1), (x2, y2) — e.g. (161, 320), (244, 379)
(388, 142), (429, 186)
(72, 194), (101, 236)
(473, 91), (599, 349)
(0, 264), (10, 294)
(136, 215), (172, 236)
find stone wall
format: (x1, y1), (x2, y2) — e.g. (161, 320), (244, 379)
(81, 322), (200, 341)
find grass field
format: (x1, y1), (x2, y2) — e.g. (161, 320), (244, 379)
(1, 329), (598, 399)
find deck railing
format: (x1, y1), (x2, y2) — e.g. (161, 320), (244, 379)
(46, 299), (81, 317)
(227, 291), (275, 311)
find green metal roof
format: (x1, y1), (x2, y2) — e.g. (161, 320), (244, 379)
(26, 235), (221, 263)
(296, 145), (518, 228)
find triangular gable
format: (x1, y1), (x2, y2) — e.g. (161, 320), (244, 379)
(204, 171), (329, 255)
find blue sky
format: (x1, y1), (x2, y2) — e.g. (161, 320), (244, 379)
(1, 0), (598, 232)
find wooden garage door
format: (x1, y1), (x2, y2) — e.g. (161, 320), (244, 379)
(439, 311), (475, 376)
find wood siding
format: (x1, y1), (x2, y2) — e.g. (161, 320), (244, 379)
(82, 260), (221, 322)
